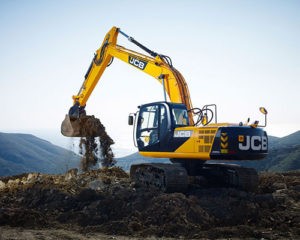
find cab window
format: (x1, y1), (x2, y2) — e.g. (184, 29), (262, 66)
(137, 105), (159, 148)
(172, 108), (189, 126)
(140, 105), (158, 130)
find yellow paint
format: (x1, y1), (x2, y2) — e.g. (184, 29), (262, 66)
(139, 151), (210, 160)
(166, 126), (219, 159)
(221, 142), (228, 148)
(221, 135), (228, 142)
(71, 26), (195, 125)
(220, 132), (229, 153)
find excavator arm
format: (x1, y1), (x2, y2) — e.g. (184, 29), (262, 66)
(70, 26), (194, 125)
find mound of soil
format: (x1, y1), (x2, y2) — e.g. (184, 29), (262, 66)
(0, 169), (299, 239)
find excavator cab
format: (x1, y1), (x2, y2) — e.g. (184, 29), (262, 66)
(132, 102), (190, 152)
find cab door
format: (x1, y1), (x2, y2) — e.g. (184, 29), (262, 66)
(136, 103), (170, 152)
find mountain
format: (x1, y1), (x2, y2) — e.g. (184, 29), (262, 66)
(270, 131), (300, 148)
(0, 132), (80, 176)
(117, 131), (300, 172)
(116, 152), (170, 171)
(233, 131), (300, 172)
(265, 131), (300, 171)
(267, 135), (281, 146)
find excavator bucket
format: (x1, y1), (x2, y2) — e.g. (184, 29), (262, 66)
(61, 115), (102, 137)
(61, 115), (81, 137)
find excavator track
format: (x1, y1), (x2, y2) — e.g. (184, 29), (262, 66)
(200, 163), (259, 192)
(130, 163), (188, 193)
(131, 162), (258, 193)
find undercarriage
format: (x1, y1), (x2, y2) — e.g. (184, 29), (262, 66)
(130, 160), (259, 192)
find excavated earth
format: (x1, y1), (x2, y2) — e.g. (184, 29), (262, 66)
(0, 168), (299, 239)
(76, 115), (115, 170)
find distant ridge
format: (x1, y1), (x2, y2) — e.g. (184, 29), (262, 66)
(116, 152), (169, 171)
(258, 130), (300, 171)
(232, 130), (300, 172)
(0, 132), (80, 176)
(1, 130), (299, 176)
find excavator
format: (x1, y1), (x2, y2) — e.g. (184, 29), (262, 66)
(61, 26), (268, 192)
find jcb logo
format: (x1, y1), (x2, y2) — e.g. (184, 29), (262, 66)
(174, 130), (192, 138)
(129, 56), (147, 70)
(238, 135), (268, 151)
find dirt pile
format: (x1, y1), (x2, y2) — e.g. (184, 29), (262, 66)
(0, 169), (299, 239)
(76, 116), (115, 170)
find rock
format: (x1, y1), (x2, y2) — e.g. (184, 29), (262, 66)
(89, 179), (106, 191)
(7, 179), (20, 187)
(272, 182), (287, 190)
(27, 173), (40, 183)
(0, 181), (5, 189)
(272, 191), (287, 204)
(65, 168), (78, 181)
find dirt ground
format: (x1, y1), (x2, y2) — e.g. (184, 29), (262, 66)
(0, 227), (176, 240)
(0, 168), (299, 239)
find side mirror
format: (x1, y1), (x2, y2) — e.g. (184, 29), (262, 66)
(258, 107), (268, 127)
(259, 107), (268, 115)
(128, 115), (134, 125)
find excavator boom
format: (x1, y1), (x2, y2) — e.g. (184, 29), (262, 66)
(61, 27), (195, 138)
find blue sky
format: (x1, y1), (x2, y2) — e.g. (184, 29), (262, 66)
(0, 0), (299, 156)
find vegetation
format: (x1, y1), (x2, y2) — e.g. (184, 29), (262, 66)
(0, 132), (79, 176)
(233, 131), (300, 172)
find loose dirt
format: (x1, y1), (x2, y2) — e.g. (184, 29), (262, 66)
(76, 116), (115, 170)
(0, 169), (299, 239)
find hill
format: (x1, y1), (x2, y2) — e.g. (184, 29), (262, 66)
(233, 130), (300, 172)
(116, 152), (169, 171)
(271, 130), (300, 148)
(0, 132), (80, 176)
(117, 131), (300, 172)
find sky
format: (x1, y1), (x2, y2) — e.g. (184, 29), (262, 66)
(0, 0), (299, 157)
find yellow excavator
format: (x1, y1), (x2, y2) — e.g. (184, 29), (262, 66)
(61, 26), (268, 192)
